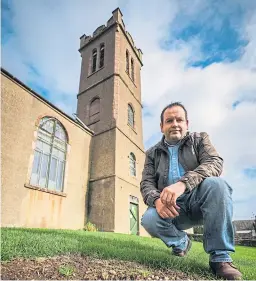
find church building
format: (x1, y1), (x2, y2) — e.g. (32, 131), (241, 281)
(1, 8), (148, 236)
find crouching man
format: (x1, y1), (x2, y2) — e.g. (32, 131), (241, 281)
(140, 102), (242, 280)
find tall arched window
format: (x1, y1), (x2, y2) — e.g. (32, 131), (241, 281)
(128, 104), (135, 128)
(92, 48), (97, 73)
(30, 117), (67, 192)
(89, 98), (100, 123)
(99, 43), (105, 68)
(129, 153), (136, 176)
(131, 58), (135, 81)
(126, 50), (129, 74)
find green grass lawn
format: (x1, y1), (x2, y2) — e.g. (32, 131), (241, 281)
(1, 227), (256, 280)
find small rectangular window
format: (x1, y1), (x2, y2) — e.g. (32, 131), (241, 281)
(131, 58), (135, 82)
(126, 50), (129, 74)
(129, 153), (136, 177)
(99, 44), (105, 68)
(89, 98), (100, 123)
(92, 49), (97, 73)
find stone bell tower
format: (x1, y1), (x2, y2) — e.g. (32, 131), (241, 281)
(77, 8), (147, 236)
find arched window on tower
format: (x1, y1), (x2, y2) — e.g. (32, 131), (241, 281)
(129, 153), (136, 177)
(89, 97), (100, 123)
(92, 48), (97, 73)
(128, 104), (135, 128)
(126, 50), (129, 74)
(99, 43), (105, 68)
(131, 58), (135, 82)
(30, 117), (68, 192)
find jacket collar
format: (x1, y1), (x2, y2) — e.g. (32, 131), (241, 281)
(157, 131), (191, 152)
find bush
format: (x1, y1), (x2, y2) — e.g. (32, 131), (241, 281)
(193, 226), (204, 234)
(84, 221), (98, 232)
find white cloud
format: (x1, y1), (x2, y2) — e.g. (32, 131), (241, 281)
(2, 0), (256, 220)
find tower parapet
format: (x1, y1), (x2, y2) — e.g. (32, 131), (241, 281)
(79, 8), (143, 64)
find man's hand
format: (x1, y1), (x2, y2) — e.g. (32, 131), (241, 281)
(160, 181), (186, 208)
(155, 198), (180, 219)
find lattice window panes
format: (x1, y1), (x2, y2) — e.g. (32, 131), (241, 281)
(99, 43), (105, 68)
(30, 117), (67, 192)
(131, 58), (135, 82)
(128, 104), (135, 128)
(129, 152), (136, 177)
(126, 50), (129, 74)
(92, 48), (97, 73)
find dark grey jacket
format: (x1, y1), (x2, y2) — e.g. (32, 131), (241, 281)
(140, 132), (223, 207)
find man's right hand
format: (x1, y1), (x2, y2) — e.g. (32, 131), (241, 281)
(155, 198), (180, 219)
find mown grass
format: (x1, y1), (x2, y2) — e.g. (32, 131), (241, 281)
(1, 227), (256, 279)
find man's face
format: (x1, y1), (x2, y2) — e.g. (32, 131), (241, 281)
(160, 106), (189, 144)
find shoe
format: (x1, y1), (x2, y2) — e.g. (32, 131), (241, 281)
(209, 261), (242, 280)
(172, 238), (192, 257)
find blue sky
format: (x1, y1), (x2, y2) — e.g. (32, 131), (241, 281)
(1, 0), (256, 220)
(162, 1), (249, 68)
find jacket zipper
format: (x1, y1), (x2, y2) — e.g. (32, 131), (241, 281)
(178, 146), (189, 172)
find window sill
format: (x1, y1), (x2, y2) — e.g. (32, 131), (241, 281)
(24, 183), (67, 197)
(127, 123), (137, 134)
(88, 66), (104, 78)
(88, 119), (100, 126)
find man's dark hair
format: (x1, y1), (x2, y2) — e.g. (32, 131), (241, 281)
(160, 102), (188, 123)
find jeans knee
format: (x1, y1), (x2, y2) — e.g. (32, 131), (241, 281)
(202, 177), (232, 196)
(141, 207), (159, 231)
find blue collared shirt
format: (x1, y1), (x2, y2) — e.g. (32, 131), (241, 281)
(166, 142), (186, 185)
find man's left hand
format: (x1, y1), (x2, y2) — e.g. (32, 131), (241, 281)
(160, 181), (186, 208)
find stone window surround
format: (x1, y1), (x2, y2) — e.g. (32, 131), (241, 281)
(125, 49), (136, 85)
(99, 43), (105, 69)
(25, 115), (71, 197)
(127, 122), (137, 134)
(126, 49), (130, 74)
(89, 97), (100, 124)
(131, 57), (135, 82)
(129, 152), (137, 177)
(91, 48), (97, 73)
(89, 42), (106, 76)
(129, 195), (139, 204)
(128, 103), (135, 128)
(87, 65), (105, 78)
(24, 183), (67, 197)
(87, 96), (101, 126)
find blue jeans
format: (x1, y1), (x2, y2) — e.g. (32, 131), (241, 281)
(141, 177), (235, 262)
